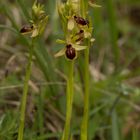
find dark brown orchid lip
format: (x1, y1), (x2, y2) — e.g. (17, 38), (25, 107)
(65, 44), (76, 60)
(74, 15), (89, 26)
(20, 25), (33, 34)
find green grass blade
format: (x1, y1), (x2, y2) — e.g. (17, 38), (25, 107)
(105, 0), (120, 71)
(111, 110), (121, 140)
(132, 128), (138, 140)
(16, 0), (31, 20)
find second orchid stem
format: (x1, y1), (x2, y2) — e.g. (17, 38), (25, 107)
(80, 0), (90, 139)
(81, 43), (90, 140)
(62, 60), (74, 140)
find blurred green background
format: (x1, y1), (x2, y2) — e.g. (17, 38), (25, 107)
(0, 0), (140, 140)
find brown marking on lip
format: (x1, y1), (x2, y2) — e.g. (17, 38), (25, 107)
(74, 16), (89, 26)
(20, 25), (33, 34)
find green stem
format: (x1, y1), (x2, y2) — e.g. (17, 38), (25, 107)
(80, 0), (88, 18)
(80, 0), (90, 139)
(61, 60), (74, 140)
(81, 44), (90, 140)
(17, 39), (34, 140)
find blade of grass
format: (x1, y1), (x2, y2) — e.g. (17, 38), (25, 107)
(132, 128), (138, 140)
(105, 0), (120, 72)
(36, 92), (44, 135)
(111, 110), (121, 140)
(0, 25), (18, 34)
(1, 2), (19, 31)
(16, 0), (31, 20)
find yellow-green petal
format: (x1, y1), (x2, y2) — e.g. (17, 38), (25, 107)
(90, 38), (95, 42)
(38, 16), (49, 35)
(84, 31), (91, 38)
(54, 48), (66, 57)
(68, 18), (75, 30)
(88, 1), (101, 8)
(31, 28), (39, 38)
(56, 39), (66, 44)
(73, 44), (87, 51)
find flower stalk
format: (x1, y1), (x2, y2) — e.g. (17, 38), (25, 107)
(80, 0), (90, 140)
(81, 41), (90, 140)
(62, 60), (74, 140)
(17, 39), (34, 140)
(80, 1), (100, 139)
